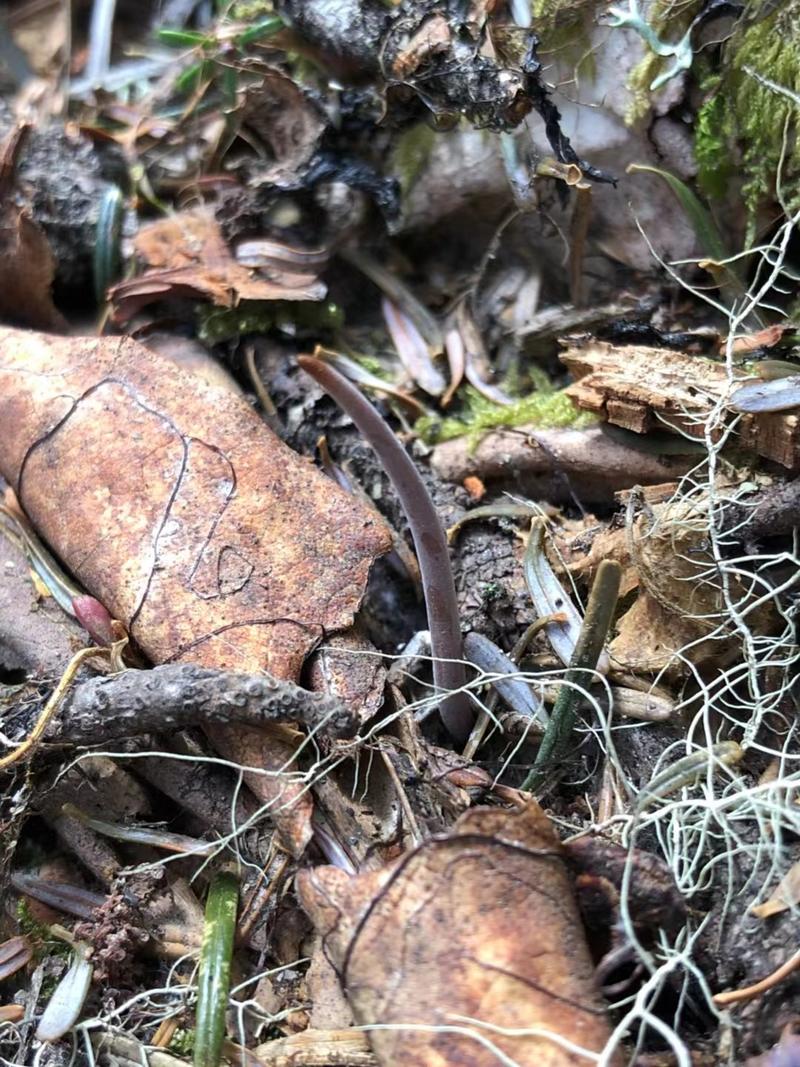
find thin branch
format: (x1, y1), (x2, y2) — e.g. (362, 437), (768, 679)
(47, 664), (356, 747)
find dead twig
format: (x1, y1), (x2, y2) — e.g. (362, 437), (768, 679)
(431, 426), (695, 500)
(47, 664), (357, 747)
(713, 949), (800, 1007)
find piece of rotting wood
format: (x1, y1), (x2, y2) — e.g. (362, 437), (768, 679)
(561, 341), (800, 469)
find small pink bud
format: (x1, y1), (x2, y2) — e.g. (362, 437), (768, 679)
(71, 595), (116, 646)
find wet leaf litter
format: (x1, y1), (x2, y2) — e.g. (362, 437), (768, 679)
(0, 3), (798, 1067)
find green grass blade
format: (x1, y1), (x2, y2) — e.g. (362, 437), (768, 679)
(627, 162), (730, 266)
(522, 559), (621, 793)
(157, 28), (210, 49)
(236, 16), (284, 47)
(194, 870), (239, 1067)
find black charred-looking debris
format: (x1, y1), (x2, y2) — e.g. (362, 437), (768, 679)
(520, 37), (616, 187)
(278, 1), (614, 185)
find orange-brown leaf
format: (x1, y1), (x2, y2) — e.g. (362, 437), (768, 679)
(297, 802), (616, 1066)
(110, 208), (325, 323)
(0, 326), (391, 853)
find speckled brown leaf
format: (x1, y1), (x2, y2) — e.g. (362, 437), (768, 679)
(297, 801), (616, 1067)
(109, 207), (325, 323)
(0, 326), (391, 853)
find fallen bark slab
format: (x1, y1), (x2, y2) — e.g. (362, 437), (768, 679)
(431, 425), (695, 499)
(47, 664), (356, 746)
(721, 476), (800, 539)
(0, 325), (391, 856)
(562, 341), (800, 469)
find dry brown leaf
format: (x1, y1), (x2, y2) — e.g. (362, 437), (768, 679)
(7, 0), (67, 77)
(306, 939), (355, 1030)
(556, 522), (638, 599)
(0, 124), (65, 332)
(307, 625), (386, 725)
(611, 498), (777, 678)
(390, 14), (452, 79)
(0, 326), (391, 853)
(297, 802), (616, 1067)
(721, 324), (789, 357)
(109, 207), (325, 324)
(240, 68), (327, 188)
(750, 860), (800, 919)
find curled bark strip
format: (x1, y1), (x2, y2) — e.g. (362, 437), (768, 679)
(0, 936), (33, 981)
(49, 664), (357, 745)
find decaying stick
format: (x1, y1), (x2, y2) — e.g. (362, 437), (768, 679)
(721, 476), (800, 539)
(47, 664), (356, 746)
(431, 425), (694, 497)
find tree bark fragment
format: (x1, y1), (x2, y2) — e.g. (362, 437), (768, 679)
(561, 341), (800, 469)
(47, 664), (357, 746)
(431, 425), (695, 497)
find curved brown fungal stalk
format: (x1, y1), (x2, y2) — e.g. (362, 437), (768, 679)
(297, 354), (473, 744)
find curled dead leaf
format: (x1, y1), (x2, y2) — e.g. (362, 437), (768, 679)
(110, 207), (325, 323)
(751, 860), (800, 920)
(297, 801), (616, 1066)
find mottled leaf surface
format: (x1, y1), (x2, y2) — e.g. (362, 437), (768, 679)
(0, 326), (391, 851)
(298, 802), (615, 1067)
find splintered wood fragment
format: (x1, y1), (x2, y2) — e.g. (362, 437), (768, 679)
(253, 1029), (377, 1065)
(561, 341), (800, 469)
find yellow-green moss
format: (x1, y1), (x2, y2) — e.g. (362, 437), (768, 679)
(689, 2), (800, 237)
(391, 123), (437, 201)
(16, 898), (51, 943)
(416, 384), (596, 445)
(529, 0), (596, 81)
(196, 300), (343, 345)
(230, 0), (275, 19)
(168, 1028), (195, 1056)
(531, 0), (595, 27)
(725, 4), (800, 232)
(694, 78), (733, 200)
